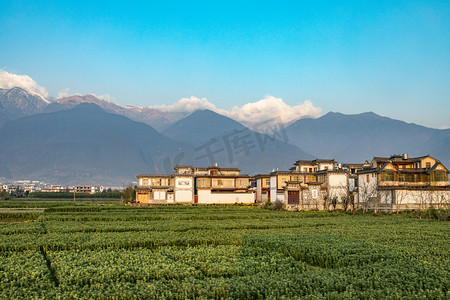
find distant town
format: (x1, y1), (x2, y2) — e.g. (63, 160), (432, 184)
(0, 179), (123, 197)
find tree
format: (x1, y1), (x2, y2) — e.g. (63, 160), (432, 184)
(0, 190), (10, 200)
(322, 195), (329, 211)
(415, 187), (432, 219)
(311, 190), (323, 211)
(122, 185), (136, 203)
(349, 193), (356, 212)
(341, 196), (351, 212)
(358, 178), (377, 212)
(302, 190), (313, 211)
(395, 189), (409, 214)
(329, 182), (349, 211)
(330, 196), (339, 211)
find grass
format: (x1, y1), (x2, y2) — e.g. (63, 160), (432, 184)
(0, 201), (448, 299)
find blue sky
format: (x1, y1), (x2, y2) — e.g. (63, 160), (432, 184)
(1, 0), (449, 128)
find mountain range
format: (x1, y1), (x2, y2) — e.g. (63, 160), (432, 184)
(285, 112), (450, 165)
(0, 87), (448, 185)
(0, 103), (188, 185)
(0, 87), (185, 131)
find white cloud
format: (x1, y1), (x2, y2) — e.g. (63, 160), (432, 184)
(149, 96), (223, 113)
(92, 94), (115, 102)
(227, 96), (321, 124)
(150, 95), (321, 126)
(57, 89), (115, 103)
(57, 88), (73, 98)
(0, 70), (49, 99)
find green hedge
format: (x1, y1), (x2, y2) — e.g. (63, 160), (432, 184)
(28, 192), (122, 199)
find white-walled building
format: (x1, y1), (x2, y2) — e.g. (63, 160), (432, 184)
(357, 154), (450, 210)
(136, 165), (254, 205)
(254, 174), (270, 203)
(73, 185), (105, 194)
(267, 159), (350, 210)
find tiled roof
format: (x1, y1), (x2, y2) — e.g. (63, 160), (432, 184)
(254, 174), (271, 178)
(294, 159), (336, 165)
(174, 165), (194, 169)
(270, 170), (293, 175)
(137, 174), (172, 178)
(196, 175), (250, 178)
(427, 162), (449, 173)
(372, 154), (432, 164)
(207, 166), (240, 171)
(342, 163), (364, 168)
(356, 168), (377, 174)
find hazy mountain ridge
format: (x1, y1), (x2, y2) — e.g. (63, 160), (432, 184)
(0, 103), (189, 185)
(46, 95), (186, 131)
(163, 109), (314, 174)
(162, 109), (249, 143)
(286, 111), (450, 165)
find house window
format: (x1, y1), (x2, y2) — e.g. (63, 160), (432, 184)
(380, 172), (395, 181)
(142, 179), (149, 186)
(366, 175), (369, 183)
(312, 190), (318, 199)
(265, 179), (270, 186)
(426, 162), (431, 169)
(432, 172), (446, 182)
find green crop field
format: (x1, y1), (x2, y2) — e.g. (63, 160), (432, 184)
(0, 200), (448, 299)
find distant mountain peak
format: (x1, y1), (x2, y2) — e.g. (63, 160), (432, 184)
(70, 102), (104, 111)
(324, 111), (379, 118)
(5, 86), (50, 103)
(188, 109), (219, 116)
(0, 87), (49, 123)
(55, 94), (109, 105)
(6, 86), (27, 93)
(162, 108), (247, 143)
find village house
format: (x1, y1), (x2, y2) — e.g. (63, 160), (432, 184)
(254, 174), (270, 203)
(40, 185), (72, 193)
(136, 164), (254, 205)
(23, 184), (36, 193)
(342, 163), (364, 192)
(357, 154), (450, 211)
(73, 185), (104, 194)
(267, 159), (349, 210)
